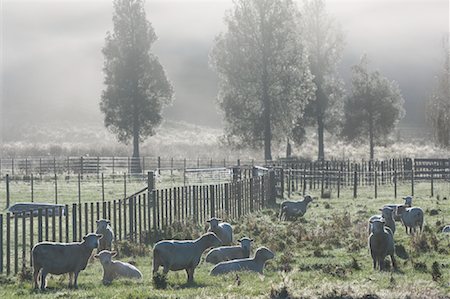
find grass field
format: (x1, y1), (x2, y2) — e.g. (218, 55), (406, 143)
(0, 182), (449, 298)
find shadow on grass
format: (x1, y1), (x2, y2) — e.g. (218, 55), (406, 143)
(172, 281), (209, 289)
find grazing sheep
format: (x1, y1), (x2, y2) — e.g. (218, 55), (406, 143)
(279, 195), (313, 221)
(396, 206), (424, 234)
(368, 219), (397, 271)
(152, 232), (221, 283)
(210, 247), (274, 276)
(442, 225), (450, 233)
(207, 217), (233, 245)
(94, 250), (142, 285)
(384, 196), (413, 221)
(205, 237), (253, 264)
(32, 233), (102, 290)
(96, 219), (114, 251)
(368, 207), (396, 235)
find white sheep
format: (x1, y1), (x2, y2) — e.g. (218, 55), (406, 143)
(368, 207), (396, 235)
(205, 237), (253, 264)
(279, 195), (313, 221)
(210, 247), (274, 275)
(384, 196), (413, 221)
(32, 233), (102, 290)
(96, 219), (114, 251)
(94, 250), (142, 285)
(368, 219), (397, 271)
(152, 232), (221, 283)
(442, 225), (450, 233)
(396, 205), (424, 234)
(207, 217), (233, 246)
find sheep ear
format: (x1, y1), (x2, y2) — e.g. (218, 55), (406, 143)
(206, 220), (211, 223)
(237, 239), (242, 243)
(107, 220), (111, 225)
(250, 239), (254, 242)
(83, 236), (87, 240)
(96, 234), (103, 239)
(217, 218), (222, 221)
(111, 251), (117, 257)
(379, 208), (383, 211)
(94, 254), (99, 258)
(96, 220), (99, 223)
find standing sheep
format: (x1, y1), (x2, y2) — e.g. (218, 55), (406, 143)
(384, 196), (413, 221)
(396, 205), (424, 234)
(210, 247), (275, 275)
(32, 233), (102, 290)
(368, 219), (397, 271)
(207, 217), (233, 245)
(152, 232), (221, 283)
(94, 250), (142, 285)
(368, 207), (396, 235)
(96, 219), (114, 251)
(205, 237), (253, 264)
(279, 195), (313, 221)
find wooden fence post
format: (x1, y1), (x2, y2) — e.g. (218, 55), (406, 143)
(54, 174), (58, 204)
(353, 171), (357, 198)
(78, 174), (81, 205)
(374, 170), (378, 198)
(6, 213), (10, 275)
(6, 174), (10, 209)
(210, 185), (215, 218)
(129, 197), (134, 242)
(0, 214), (3, 274)
(72, 203), (77, 241)
(430, 168), (434, 197)
(31, 174), (34, 202)
(394, 170), (397, 198)
(337, 171), (341, 198)
(14, 213), (18, 274)
(268, 170), (276, 207)
(102, 173), (105, 202)
(411, 169), (415, 196)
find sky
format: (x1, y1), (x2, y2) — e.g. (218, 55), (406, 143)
(1, 0), (449, 138)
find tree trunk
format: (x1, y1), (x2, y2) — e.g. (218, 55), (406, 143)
(131, 105), (142, 173)
(369, 119), (374, 161)
(263, 83), (272, 161)
(317, 116), (324, 160)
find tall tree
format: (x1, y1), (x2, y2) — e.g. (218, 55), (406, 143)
(101, 0), (173, 171)
(210, 0), (315, 160)
(427, 36), (450, 147)
(300, 0), (345, 160)
(342, 55), (405, 160)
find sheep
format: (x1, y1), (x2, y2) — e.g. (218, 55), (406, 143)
(205, 237), (253, 264)
(279, 195), (313, 221)
(152, 232), (221, 283)
(384, 196), (413, 221)
(32, 233), (102, 290)
(94, 250), (142, 285)
(207, 217), (233, 245)
(368, 219), (397, 271)
(210, 247), (274, 276)
(396, 205), (424, 234)
(368, 207), (396, 235)
(442, 225), (450, 233)
(96, 219), (114, 251)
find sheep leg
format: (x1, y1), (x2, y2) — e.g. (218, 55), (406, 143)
(163, 265), (170, 275)
(33, 266), (40, 289)
(68, 272), (73, 288)
(372, 258), (376, 270)
(186, 268), (195, 284)
(40, 269), (48, 290)
(390, 254), (397, 270)
(73, 271), (79, 289)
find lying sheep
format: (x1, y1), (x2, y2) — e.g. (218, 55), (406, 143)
(368, 207), (396, 235)
(205, 237), (253, 264)
(153, 232), (221, 283)
(279, 195), (313, 221)
(210, 247), (274, 275)
(368, 219), (397, 271)
(442, 225), (450, 233)
(207, 217), (233, 245)
(96, 219), (114, 251)
(32, 233), (102, 290)
(396, 205), (424, 234)
(384, 196), (413, 221)
(95, 250), (142, 285)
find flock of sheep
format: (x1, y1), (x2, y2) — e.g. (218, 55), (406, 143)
(31, 216), (274, 290)
(30, 193), (447, 290)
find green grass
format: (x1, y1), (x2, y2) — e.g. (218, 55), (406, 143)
(0, 183), (450, 298)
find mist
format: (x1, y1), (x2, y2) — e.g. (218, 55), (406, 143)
(1, 0), (449, 141)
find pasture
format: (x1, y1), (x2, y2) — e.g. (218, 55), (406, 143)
(0, 182), (449, 298)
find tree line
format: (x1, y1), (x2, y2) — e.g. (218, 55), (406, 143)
(100, 0), (448, 168)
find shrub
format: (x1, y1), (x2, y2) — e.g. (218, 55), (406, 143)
(431, 262), (442, 282)
(152, 272), (168, 290)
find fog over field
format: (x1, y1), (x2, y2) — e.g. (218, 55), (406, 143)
(1, 0), (448, 140)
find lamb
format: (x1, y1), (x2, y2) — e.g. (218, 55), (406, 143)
(152, 232), (221, 283)
(368, 219), (397, 271)
(279, 195), (313, 221)
(96, 219), (114, 251)
(207, 217), (233, 245)
(205, 237), (253, 264)
(32, 233), (102, 290)
(94, 250), (142, 285)
(368, 207), (396, 235)
(396, 205), (424, 234)
(210, 247), (274, 275)
(384, 196), (413, 221)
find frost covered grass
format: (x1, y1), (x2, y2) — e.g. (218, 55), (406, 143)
(1, 121), (449, 160)
(0, 183), (449, 298)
